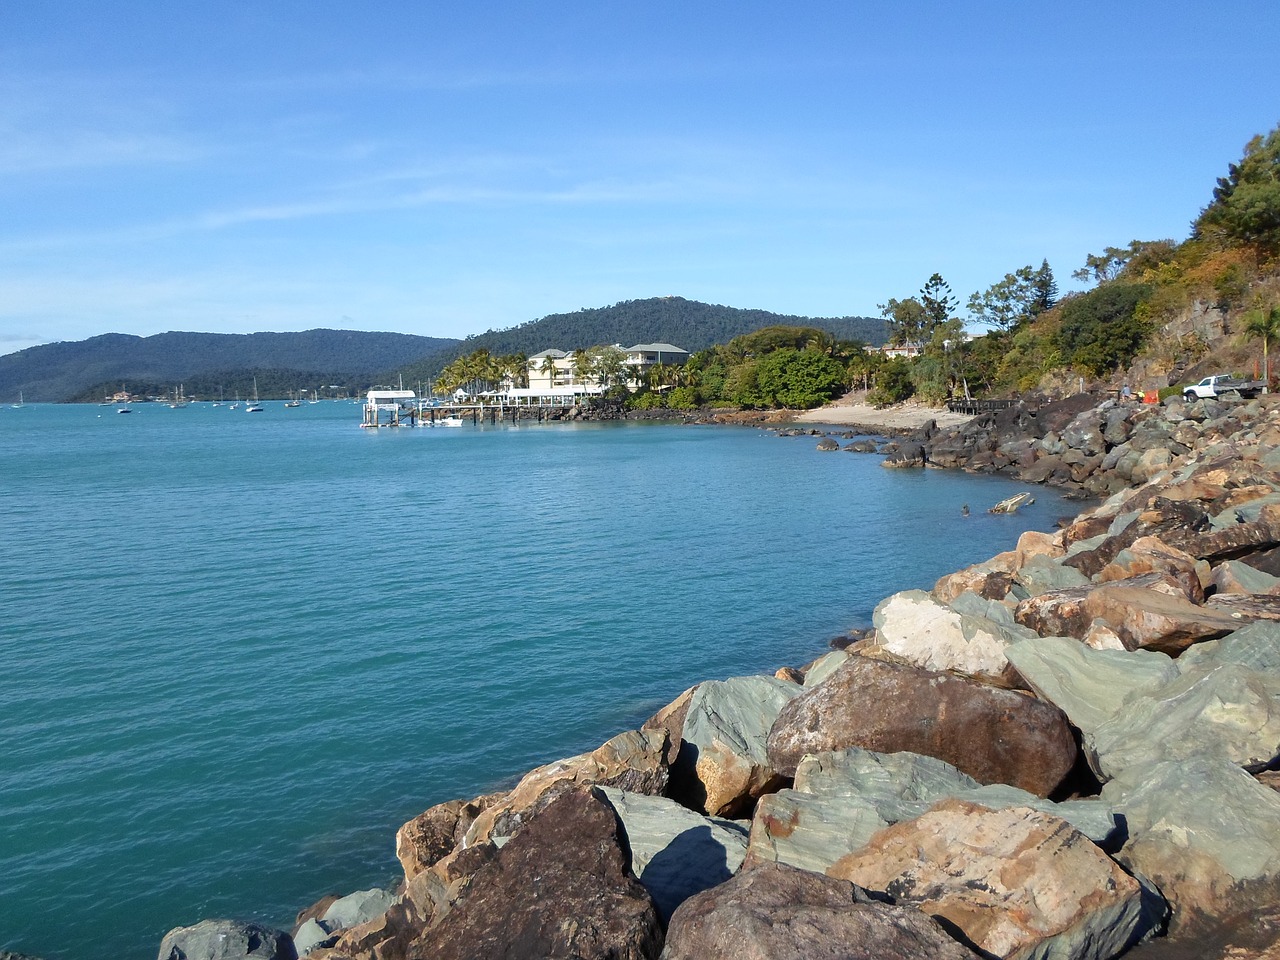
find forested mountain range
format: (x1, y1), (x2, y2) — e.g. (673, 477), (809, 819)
(392, 296), (885, 385)
(3, 298), (885, 402)
(1, 329), (460, 402)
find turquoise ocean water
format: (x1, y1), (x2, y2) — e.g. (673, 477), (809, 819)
(0, 401), (1077, 959)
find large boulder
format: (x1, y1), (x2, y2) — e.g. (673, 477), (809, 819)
(594, 787), (749, 922)
(765, 657), (1077, 797)
(746, 749), (1117, 875)
(462, 726), (669, 845)
(1013, 573), (1240, 654)
(1208, 558), (1280, 595)
(1175, 620), (1280, 674)
(660, 861), (977, 960)
(1094, 536), (1205, 602)
(319, 889), (398, 933)
(396, 794), (499, 880)
(933, 550), (1019, 604)
(1085, 661), (1280, 781)
(1102, 756), (1280, 925)
(415, 788), (663, 960)
(158, 921), (295, 960)
(871, 589), (1033, 685)
(829, 799), (1159, 960)
(672, 675), (801, 817)
(1005, 635), (1180, 734)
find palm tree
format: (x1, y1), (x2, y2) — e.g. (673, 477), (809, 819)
(539, 355), (559, 388)
(1243, 305), (1280, 389)
(571, 348), (593, 387)
(647, 362), (670, 391)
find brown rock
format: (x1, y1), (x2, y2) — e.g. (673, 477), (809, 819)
(1062, 513), (1114, 547)
(829, 799), (1155, 960)
(395, 794), (499, 881)
(933, 550), (1018, 604)
(1016, 529), (1066, 566)
(325, 899), (424, 960)
(1205, 593), (1280, 622)
(765, 657), (1076, 797)
(1064, 499), (1210, 579)
(463, 727), (669, 845)
(402, 840), (498, 926)
(413, 788), (663, 960)
(661, 860), (977, 960)
(1096, 536), (1205, 603)
(1014, 573), (1239, 655)
(1164, 518), (1280, 564)
(643, 686), (696, 766)
(773, 665), (805, 684)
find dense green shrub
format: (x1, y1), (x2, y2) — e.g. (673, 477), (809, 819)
(1054, 283), (1153, 376)
(867, 358), (915, 406)
(753, 348), (847, 408)
(667, 386), (700, 409)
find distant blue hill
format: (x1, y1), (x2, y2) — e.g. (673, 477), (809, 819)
(0, 329), (461, 402)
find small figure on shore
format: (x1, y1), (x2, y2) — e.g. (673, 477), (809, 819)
(961, 504), (970, 517)
(1121, 382), (1132, 401)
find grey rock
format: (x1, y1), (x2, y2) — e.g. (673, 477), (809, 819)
(1063, 415), (1106, 456)
(1177, 620), (1280, 674)
(1207, 558), (1280, 594)
(1087, 661), (1280, 780)
(1209, 490), (1280, 530)
(1005, 635), (1180, 734)
(747, 790), (889, 874)
(1102, 755), (1280, 918)
(595, 786), (749, 923)
(747, 748), (1118, 875)
(320, 888), (398, 931)
(801, 650), (849, 687)
(677, 674), (802, 816)
(157, 920), (295, 960)
(1013, 554), (1092, 595)
(290, 920), (335, 957)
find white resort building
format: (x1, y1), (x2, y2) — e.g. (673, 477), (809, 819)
(519, 343), (689, 399)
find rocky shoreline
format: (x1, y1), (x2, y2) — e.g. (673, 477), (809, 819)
(156, 391), (1280, 960)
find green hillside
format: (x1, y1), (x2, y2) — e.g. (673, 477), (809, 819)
(391, 296), (885, 385)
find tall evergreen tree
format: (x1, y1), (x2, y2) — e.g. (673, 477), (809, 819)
(1031, 259), (1058, 315)
(919, 274), (958, 334)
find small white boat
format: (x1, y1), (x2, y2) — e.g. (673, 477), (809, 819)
(246, 378), (264, 412)
(437, 416), (464, 427)
(116, 407), (132, 414)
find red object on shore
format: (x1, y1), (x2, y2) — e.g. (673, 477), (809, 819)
(1143, 390), (1159, 404)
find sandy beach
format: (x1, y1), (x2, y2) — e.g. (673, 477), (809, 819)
(791, 392), (976, 431)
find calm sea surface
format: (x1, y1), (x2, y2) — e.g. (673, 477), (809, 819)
(0, 401), (1078, 959)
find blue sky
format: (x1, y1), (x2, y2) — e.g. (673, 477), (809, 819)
(3, 1), (1278, 355)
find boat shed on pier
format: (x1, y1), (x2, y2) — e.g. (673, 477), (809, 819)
(362, 389), (416, 428)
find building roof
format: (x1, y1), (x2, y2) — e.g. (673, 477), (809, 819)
(623, 343), (688, 355)
(528, 349), (568, 360)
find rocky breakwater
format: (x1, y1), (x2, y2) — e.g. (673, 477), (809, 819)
(161, 396), (1280, 960)
(876, 391), (1280, 500)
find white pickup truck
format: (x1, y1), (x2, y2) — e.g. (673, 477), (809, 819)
(1182, 374), (1266, 399)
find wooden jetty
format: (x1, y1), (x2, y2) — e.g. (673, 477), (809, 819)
(945, 398), (1017, 416)
(361, 390), (584, 428)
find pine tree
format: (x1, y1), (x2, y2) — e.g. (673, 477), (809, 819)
(1031, 259), (1058, 315)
